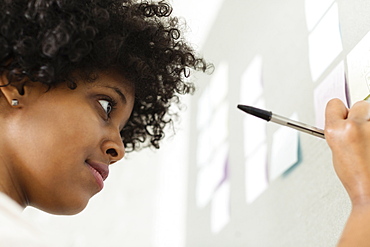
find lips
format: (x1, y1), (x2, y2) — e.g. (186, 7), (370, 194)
(86, 161), (109, 191)
(87, 161), (109, 181)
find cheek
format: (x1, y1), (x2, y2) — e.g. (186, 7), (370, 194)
(7, 104), (104, 213)
(14, 105), (101, 165)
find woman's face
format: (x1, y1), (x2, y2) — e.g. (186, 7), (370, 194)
(1, 70), (135, 215)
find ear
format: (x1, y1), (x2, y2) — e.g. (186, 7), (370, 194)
(0, 72), (25, 107)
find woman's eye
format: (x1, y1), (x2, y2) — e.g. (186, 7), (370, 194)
(98, 100), (112, 115)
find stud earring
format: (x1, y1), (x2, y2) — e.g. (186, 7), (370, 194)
(11, 99), (19, 106)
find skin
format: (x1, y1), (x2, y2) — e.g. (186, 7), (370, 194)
(0, 69), (135, 215)
(325, 98), (370, 246)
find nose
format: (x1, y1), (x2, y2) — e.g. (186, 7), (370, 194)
(101, 133), (125, 164)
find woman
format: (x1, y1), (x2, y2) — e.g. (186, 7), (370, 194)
(0, 0), (208, 245)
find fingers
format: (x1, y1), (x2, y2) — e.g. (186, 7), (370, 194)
(325, 99), (370, 144)
(347, 100), (370, 121)
(325, 98), (348, 128)
(325, 99), (370, 124)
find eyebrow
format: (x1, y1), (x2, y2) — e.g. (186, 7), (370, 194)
(105, 86), (127, 104)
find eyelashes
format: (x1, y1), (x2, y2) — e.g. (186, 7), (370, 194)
(97, 95), (117, 118)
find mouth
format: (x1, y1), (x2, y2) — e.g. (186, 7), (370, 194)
(86, 161), (109, 181)
(86, 160), (109, 190)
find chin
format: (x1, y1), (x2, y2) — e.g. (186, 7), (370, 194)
(31, 198), (90, 215)
(55, 204), (88, 216)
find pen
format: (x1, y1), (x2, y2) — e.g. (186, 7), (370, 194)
(237, 104), (325, 139)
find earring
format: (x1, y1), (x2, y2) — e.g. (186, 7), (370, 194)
(11, 99), (19, 106)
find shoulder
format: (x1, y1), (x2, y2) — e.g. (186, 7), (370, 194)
(0, 193), (54, 247)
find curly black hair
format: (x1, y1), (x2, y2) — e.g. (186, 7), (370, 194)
(0, 0), (210, 151)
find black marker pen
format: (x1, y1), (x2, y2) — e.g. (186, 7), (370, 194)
(237, 104), (325, 139)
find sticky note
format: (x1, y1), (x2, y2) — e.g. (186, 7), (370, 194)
(347, 30), (370, 105)
(314, 62), (348, 129)
(269, 113), (300, 181)
(308, 3), (342, 81)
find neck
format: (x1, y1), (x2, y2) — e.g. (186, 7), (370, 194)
(0, 147), (28, 209)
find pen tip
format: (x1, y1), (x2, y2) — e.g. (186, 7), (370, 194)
(237, 104), (250, 112)
(237, 104), (245, 109)
(237, 104), (272, 121)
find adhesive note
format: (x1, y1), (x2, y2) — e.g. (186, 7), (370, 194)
(196, 144), (228, 208)
(196, 127), (212, 166)
(196, 61), (229, 169)
(197, 87), (211, 130)
(314, 62), (348, 129)
(308, 2), (342, 81)
(197, 62), (228, 129)
(305, 0), (335, 31)
(243, 98), (267, 157)
(196, 101), (228, 167)
(208, 62), (228, 107)
(239, 55), (263, 105)
(245, 143), (268, 204)
(208, 102), (229, 153)
(347, 30), (370, 105)
(239, 55), (265, 157)
(239, 55), (268, 203)
(210, 180), (230, 234)
(269, 113), (300, 181)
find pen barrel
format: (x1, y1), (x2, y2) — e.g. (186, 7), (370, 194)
(271, 113), (325, 139)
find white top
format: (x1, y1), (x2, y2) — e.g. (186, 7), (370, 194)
(0, 192), (53, 247)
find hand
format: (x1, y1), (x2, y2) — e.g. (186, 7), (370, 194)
(325, 98), (370, 206)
